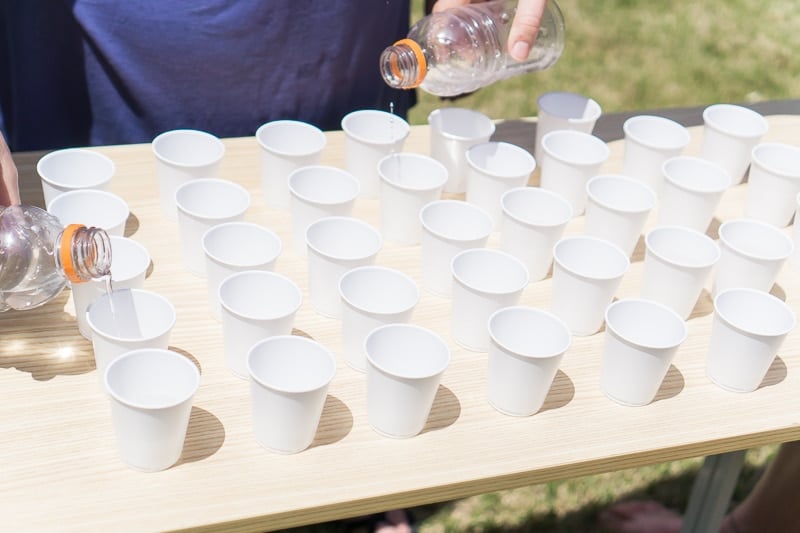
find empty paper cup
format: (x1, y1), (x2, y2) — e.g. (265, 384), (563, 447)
(428, 107), (496, 194)
(152, 129), (225, 220)
(701, 104), (768, 185)
(451, 248), (529, 352)
(247, 335), (336, 454)
(622, 115), (690, 194)
(601, 299), (687, 406)
(713, 218), (793, 297)
(551, 236), (630, 336)
(707, 288), (795, 392)
(658, 156), (731, 233)
(202, 222), (282, 320)
(584, 175), (656, 257)
(71, 236), (151, 339)
(465, 141), (536, 228)
(339, 266), (419, 372)
(744, 143), (800, 227)
(104, 348), (199, 472)
(87, 289), (177, 386)
(37, 148), (115, 210)
(256, 120), (327, 210)
(419, 200), (493, 297)
(287, 165), (360, 257)
(175, 178), (250, 276)
(341, 109), (410, 198)
(487, 306), (571, 416)
(534, 91), (602, 163)
(306, 216), (382, 318)
(219, 271), (302, 379)
(539, 130), (610, 216)
(378, 153), (448, 244)
(47, 189), (130, 237)
(365, 324), (450, 438)
(500, 187), (573, 281)
(641, 226), (720, 319)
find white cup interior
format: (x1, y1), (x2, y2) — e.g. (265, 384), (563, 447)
(365, 324), (450, 379)
(152, 129), (225, 167)
(255, 120), (326, 156)
(752, 143), (800, 177)
(645, 226), (720, 268)
(662, 157), (731, 193)
(37, 148), (115, 187)
(719, 219), (794, 260)
(606, 299), (687, 349)
(428, 107), (496, 139)
(175, 178), (250, 219)
(420, 200), (493, 241)
(542, 130), (609, 164)
(714, 289), (796, 337)
(624, 115), (690, 150)
(203, 222), (281, 267)
(586, 175), (656, 213)
(288, 166), (360, 204)
(219, 271), (302, 320)
(554, 236), (629, 279)
(538, 92), (602, 122)
(306, 217), (382, 260)
(703, 104), (768, 137)
(88, 289), (176, 341)
(452, 249), (529, 294)
(105, 349), (199, 409)
(489, 306), (571, 358)
(248, 336), (336, 393)
(339, 266), (418, 314)
(108, 237), (151, 282)
(379, 153), (448, 191)
(341, 110), (410, 144)
(48, 189), (129, 229)
(501, 187), (573, 226)
(466, 142), (536, 177)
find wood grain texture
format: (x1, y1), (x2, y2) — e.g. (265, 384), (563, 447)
(3, 116), (799, 532)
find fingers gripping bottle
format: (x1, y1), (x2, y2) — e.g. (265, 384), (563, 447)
(380, 0), (565, 97)
(0, 204), (112, 312)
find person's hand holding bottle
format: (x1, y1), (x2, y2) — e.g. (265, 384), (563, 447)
(0, 131), (20, 206)
(432, 0), (549, 61)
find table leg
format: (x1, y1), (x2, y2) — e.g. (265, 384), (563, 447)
(680, 450), (747, 533)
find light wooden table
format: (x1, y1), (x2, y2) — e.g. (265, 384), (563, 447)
(3, 114), (800, 532)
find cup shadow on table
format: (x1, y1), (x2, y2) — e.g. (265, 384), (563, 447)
(421, 385), (461, 435)
(652, 365), (685, 403)
(176, 406), (226, 466)
(539, 370), (575, 413)
(759, 356), (787, 389)
(123, 211), (141, 238)
(310, 395), (354, 450)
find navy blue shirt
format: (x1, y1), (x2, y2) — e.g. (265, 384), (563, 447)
(0, 1), (415, 151)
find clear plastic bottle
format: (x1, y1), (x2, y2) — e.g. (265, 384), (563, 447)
(0, 204), (112, 312)
(380, 0), (565, 97)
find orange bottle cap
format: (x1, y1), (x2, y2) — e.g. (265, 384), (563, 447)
(59, 224), (85, 283)
(391, 38), (427, 88)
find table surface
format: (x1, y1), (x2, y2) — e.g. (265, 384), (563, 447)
(3, 108), (800, 532)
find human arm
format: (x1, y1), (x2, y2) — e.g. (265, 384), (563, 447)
(429, 0), (549, 61)
(0, 131), (20, 206)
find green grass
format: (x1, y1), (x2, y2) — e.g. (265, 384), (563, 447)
(289, 2), (796, 530)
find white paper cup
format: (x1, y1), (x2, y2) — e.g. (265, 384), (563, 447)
(487, 306), (571, 416)
(341, 109), (410, 198)
(47, 189), (130, 237)
(365, 324), (450, 438)
(419, 200), (493, 297)
(175, 178), (250, 276)
(451, 248), (529, 352)
(499, 187), (573, 281)
(641, 226), (720, 319)
(247, 335), (336, 454)
(701, 104), (768, 185)
(428, 107), (496, 194)
(37, 148), (115, 210)
(534, 91), (602, 163)
(465, 141), (536, 228)
(658, 156), (731, 233)
(707, 288), (795, 392)
(713, 218), (793, 297)
(152, 129), (225, 220)
(540, 130), (610, 216)
(339, 266), (419, 372)
(306, 216), (382, 318)
(792, 192), (800, 268)
(255, 120), (327, 210)
(202, 222), (282, 321)
(287, 165), (360, 257)
(87, 288), (176, 386)
(104, 348), (199, 472)
(551, 236), (630, 336)
(219, 271), (302, 379)
(378, 153), (448, 244)
(71, 236), (151, 339)
(744, 143), (800, 227)
(584, 175), (656, 257)
(602, 299), (688, 406)
(622, 115), (690, 194)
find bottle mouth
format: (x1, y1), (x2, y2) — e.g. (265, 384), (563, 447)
(380, 39), (427, 89)
(59, 224), (112, 283)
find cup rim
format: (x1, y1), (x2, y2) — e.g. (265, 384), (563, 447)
(202, 222), (282, 267)
(541, 130), (609, 166)
(623, 115), (691, 151)
(305, 216), (382, 260)
(501, 186), (574, 227)
(427, 107), (497, 141)
(87, 288), (177, 342)
(661, 156), (732, 194)
(255, 120), (327, 156)
(713, 288), (797, 337)
(644, 225), (720, 269)
(104, 348), (200, 410)
(718, 218), (794, 261)
(246, 335), (336, 394)
(451, 248), (530, 296)
(552, 235), (630, 281)
(466, 141), (536, 179)
(419, 199), (494, 242)
(585, 174), (657, 214)
(218, 270), (302, 321)
(151, 129), (225, 168)
(537, 91), (602, 122)
(47, 189), (130, 227)
(175, 178), (251, 221)
(340, 109), (410, 146)
(702, 104), (769, 139)
(364, 323), (450, 380)
(287, 165), (360, 205)
(750, 142), (800, 179)
(488, 305), (572, 359)
(36, 148), (116, 187)
(339, 265), (419, 315)
(605, 298), (688, 350)
(378, 152), (449, 192)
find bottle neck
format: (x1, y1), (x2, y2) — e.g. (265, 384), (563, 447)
(380, 38), (427, 90)
(55, 224), (112, 283)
